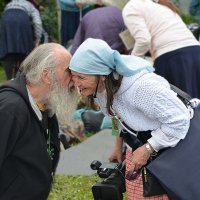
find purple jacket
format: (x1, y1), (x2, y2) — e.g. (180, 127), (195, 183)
(71, 6), (126, 55)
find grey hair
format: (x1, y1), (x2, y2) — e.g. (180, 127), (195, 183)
(20, 43), (67, 84)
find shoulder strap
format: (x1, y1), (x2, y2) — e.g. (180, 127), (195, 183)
(170, 84), (192, 105)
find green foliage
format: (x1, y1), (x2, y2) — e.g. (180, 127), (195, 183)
(181, 13), (196, 24)
(111, 0), (129, 10)
(39, 0), (59, 41)
(0, 65), (7, 83)
(0, 1), (6, 17)
(48, 175), (101, 200)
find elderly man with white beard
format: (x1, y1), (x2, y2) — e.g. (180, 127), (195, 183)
(0, 43), (78, 200)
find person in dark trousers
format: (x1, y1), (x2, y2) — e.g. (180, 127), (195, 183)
(0, 43), (78, 200)
(58, 0), (90, 48)
(0, 0), (43, 79)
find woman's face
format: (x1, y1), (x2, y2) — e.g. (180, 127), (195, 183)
(71, 71), (105, 96)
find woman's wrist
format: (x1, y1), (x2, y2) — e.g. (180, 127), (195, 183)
(145, 142), (155, 155)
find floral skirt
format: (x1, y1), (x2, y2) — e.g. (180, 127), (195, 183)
(126, 149), (170, 200)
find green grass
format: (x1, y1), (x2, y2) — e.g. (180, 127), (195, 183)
(0, 65), (6, 83)
(48, 175), (101, 200)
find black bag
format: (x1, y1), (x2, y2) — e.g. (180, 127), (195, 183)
(145, 84), (195, 199)
(142, 166), (166, 197)
(147, 105), (200, 200)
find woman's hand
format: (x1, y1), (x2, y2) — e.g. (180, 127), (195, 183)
(108, 147), (124, 164)
(130, 144), (151, 172)
(108, 136), (124, 164)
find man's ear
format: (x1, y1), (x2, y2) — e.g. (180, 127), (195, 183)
(41, 69), (51, 84)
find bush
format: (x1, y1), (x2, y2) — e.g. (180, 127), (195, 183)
(39, 0), (59, 42)
(181, 13), (196, 24)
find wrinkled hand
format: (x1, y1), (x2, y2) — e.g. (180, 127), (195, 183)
(129, 144), (150, 172)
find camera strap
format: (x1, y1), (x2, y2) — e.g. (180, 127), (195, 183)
(170, 84), (192, 104)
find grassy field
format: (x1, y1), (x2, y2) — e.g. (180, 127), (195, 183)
(48, 175), (101, 200)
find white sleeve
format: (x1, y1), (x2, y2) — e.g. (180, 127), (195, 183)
(134, 80), (190, 152)
(122, 2), (151, 57)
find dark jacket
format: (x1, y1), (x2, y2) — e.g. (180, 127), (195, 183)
(0, 74), (60, 200)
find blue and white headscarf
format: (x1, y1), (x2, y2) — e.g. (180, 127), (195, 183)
(69, 38), (154, 77)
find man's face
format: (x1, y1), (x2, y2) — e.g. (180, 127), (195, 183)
(46, 51), (79, 127)
(55, 58), (72, 88)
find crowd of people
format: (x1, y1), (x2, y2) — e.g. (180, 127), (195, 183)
(0, 0), (200, 200)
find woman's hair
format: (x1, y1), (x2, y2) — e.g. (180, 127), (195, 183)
(86, 73), (123, 115)
(79, 94), (100, 110)
(157, 0), (180, 14)
(105, 73), (123, 116)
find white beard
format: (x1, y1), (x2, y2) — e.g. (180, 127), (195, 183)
(46, 81), (79, 128)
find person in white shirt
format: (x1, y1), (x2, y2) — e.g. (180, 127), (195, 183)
(69, 38), (192, 200)
(123, 0), (200, 99)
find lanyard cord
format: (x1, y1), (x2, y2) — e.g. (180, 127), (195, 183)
(39, 109), (54, 160)
(47, 129), (54, 160)
(92, 76), (100, 98)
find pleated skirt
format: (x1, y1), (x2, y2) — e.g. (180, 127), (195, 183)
(154, 45), (200, 99)
(0, 9), (34, 59)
